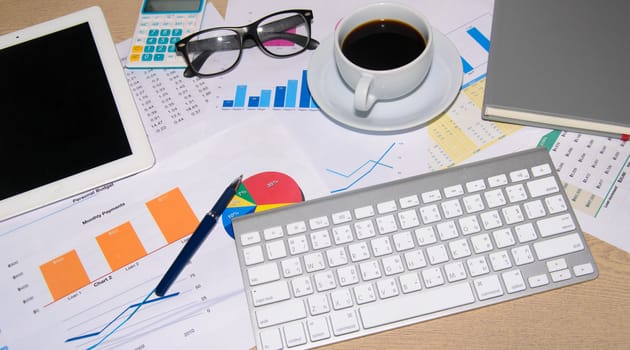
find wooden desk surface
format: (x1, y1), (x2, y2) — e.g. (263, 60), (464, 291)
(2, 0), (629, 349)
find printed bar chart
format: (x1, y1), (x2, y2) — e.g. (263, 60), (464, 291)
(40, 250), (90, 301)
(146, 187), (199, 243)
(446, 13), (492, 85)
(38, 187), (199, 301)
(222, 70), (318, 110)
(96, 222), (147, 271)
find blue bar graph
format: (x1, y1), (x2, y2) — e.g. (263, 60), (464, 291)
(260, 90), (271, 108)
(461, 57), (473, 74)
(466, 27), (490, 52)
(286, 80), (298, 108)
(273, 86), (286, 108)
(222, 70), (318, 110)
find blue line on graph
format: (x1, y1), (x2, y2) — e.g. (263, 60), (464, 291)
(326, 143), (396, 193)
(65, 290), (179, 347)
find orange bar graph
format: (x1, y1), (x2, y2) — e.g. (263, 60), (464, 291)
(146, 187), (199, 243)
(96, 222), (147, 271)
(40, 250), (90, 301)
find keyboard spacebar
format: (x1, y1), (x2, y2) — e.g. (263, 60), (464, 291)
(359, 283), (475, 329)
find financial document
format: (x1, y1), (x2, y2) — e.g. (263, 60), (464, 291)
(1, 0), (628, 349)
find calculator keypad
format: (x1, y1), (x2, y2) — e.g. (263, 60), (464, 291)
(128, 13), (201, 68)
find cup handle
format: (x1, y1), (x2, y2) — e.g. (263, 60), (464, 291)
(354, 74), (377, 112)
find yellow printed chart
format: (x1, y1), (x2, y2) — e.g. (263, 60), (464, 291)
(427, 78), (522, 170)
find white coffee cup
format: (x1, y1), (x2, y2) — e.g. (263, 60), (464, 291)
(334, 2), (434, 112)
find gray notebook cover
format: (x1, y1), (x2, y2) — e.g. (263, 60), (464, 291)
(483, 0), (630, 139)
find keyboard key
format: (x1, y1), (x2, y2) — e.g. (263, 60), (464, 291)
(314, 271), (337, 292)
(332, 210), (352, 224)
(392, 231), (415, 251)
(474, 275), (504, 300)
(284, 323), (307, 347)
(307, 317), (331, 341)
(307, 294), (331, 315)
(509, 169), (530, 182)
(376, 215), (398, 234)
(437, 220), (459, 240)
(376, 278), (400, 299)
(506, 184), (528, 202)
(573, 262), (595, 276)
(399, 209), (422, 228)
(330, 310), (360, 335)
(418, 205), (440, 224)
(330, 289), (353, 310)
(444, 261), (467, 282)
(259, 328), (283, 350)
(444, 184), (464, 197)
(376, 200), (397, 214)
(382, 255), (404, 275)
(243, 245), (264, 266)
(404, 250), (427, 270)
(337, 265), (359, 286)
(527, 176), (560, 198)
(248, 263), (280, 286)
(332, 225), (353, 244)
(359, 261), (381, 280)
(256, 298), (306, 327)
(421, 190), (441, 203)
(545, 194), (568, 214)
(463, 194), (484, 213)
(550, 269), (571, 282)
(354, 220), (376, 239)
(546, 258), (567, 272)
(414, 226), (437, 246)
(421, 267), (445, 288)
(531, 163), (552, 177)
(399, 272), (422, 293)
(537, 213), (575, 237)
(291, 276), (314, 297)
(502, 269), (526, 293)
(533, 233), (584, 260)
(511, 245), (535, 265)
(252, 280), (291, 307)
(287, 221), (307, 235)
(359, 283), (474, 329)
(264, 226), (284, 240)
(488, 174), (508, 187)
(528, 274), (549, 288)
(309, 216), (329, 230)
(288, 235), (308, 255)
(466, 179), (486, 192)
(353, 284), (376, 305)
(354, 205), (375, 219)
(241, 231), (261, 246)
(310, 230), (332, 249)
(400, 194), (421, 208)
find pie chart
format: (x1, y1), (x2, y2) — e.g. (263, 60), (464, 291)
(222, 171), (304, 238)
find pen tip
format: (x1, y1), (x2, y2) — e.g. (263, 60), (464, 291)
(231, 175), (243, 190)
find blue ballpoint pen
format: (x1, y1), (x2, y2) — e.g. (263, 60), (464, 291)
(155, 175), (243, 296)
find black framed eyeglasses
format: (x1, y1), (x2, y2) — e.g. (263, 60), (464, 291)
(175, 9), (319, 78)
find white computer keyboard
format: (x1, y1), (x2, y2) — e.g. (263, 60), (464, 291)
(232, 147), (598, 350)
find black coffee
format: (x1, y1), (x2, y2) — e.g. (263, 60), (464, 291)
(342, 19), (425, 71)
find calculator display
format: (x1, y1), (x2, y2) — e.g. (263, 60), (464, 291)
(143, 0), (203, 13)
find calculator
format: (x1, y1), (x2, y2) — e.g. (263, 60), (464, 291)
(126, 0), (206, 69)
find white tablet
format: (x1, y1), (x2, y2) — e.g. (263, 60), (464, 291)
(0, 6), (155, 221)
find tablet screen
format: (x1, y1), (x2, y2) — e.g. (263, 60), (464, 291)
(0, 22), (133, 200)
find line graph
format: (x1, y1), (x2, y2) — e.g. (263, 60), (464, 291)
(326, 143), (396, 193)
(66, 290), (179, 347)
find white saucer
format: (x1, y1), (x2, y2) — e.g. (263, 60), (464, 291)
(307, 29), (463, 134)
